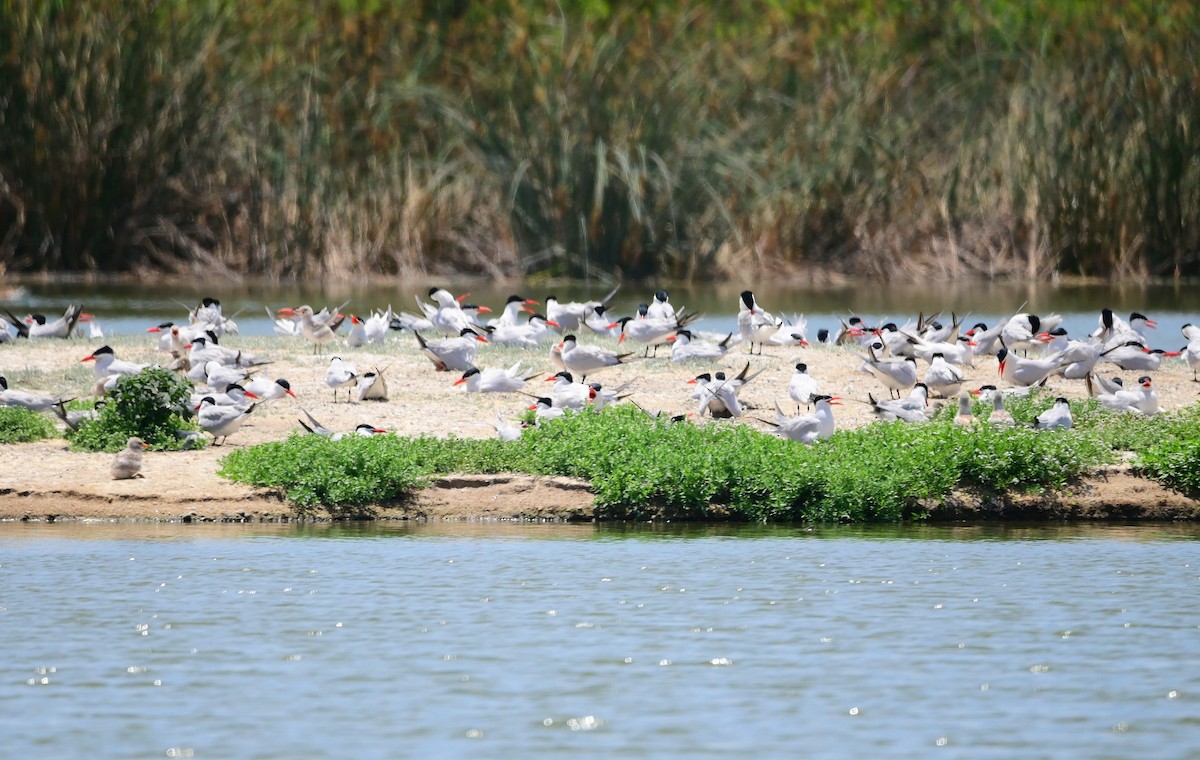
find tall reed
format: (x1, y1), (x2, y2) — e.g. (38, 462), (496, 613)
(0, 0), (242, 273)
(1, 1), (1197, 281)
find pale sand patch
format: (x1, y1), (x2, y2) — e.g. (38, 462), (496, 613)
(1, 327), (1198, 521)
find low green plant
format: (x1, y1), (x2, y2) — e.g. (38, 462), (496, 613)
(1137, 439), (1200, 497)
(0, 407), (57, 443)
(220, 404), (1127, 521)
(67, 368), (200, 452)
(218, 433), (524, 516)
(1130, 405), (1200, 496)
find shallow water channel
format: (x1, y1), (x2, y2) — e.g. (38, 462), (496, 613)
(3, 521), (1198, 757)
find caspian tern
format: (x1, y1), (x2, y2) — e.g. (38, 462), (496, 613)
(970, 385), (1015, 425)
(611, 306), (702, 357)
(266, 306), (302, 336)
(528, 397), (566, 423)
(488, 295), (540, 329)
(111, 437), (145, 480)
(908, 333), (974, 366)
(190, 383), (259, 409)
(737, 290), (782, 354)
(345, 315), (371, 348)
(582, 304), (621, 338)
(787, 362), (821, 411)
(81, 312), (103, 338)
(1093, 308), (1155, 349)
(297, 408), (386, 440)
(415, 329), (486, 372)
(1002, 313), (1060, 354)
(835, 316), (874, 347)
(1039, 329), (1104, 379)
(767, 314), (810, 347)
(5, 303), (84, 339)
(689, 372), (745, 418)
(244, 377), (296, 402)
(191, 297), (223, 327)
(1086, 373), (1127, 396)
(1033, 397), (1073, 430)
(857, 344), (918, 399)
(1099, 340), (1179, 372)
(1182, 323), (1200, 381)
(868, 384), (931, 423)
(670, 330), (734, 362)
(426, 287), (478, 336)
(953, 391), (977, 427)
(52, 399), (101, 431)
(326, 356), (359, 402)
(587, 378), (635, 410)
(923, 353), (964, 398)
(202, 360), (257, 393)
(356, 368), (389, 401)
(763, 396), (838, 443)
(545, 371), (595, 410)
(339, 310), (387, 347)
(195, 396), (256, 445)
(558, 335), (632, 382)
(966, 321), (1005, 356)
(544, 285), (620, 333)
(547, 295), (588, 331)
(689, 365), (763, 419)
(997, 347), (1067, 387)
(919, 313), (961, 345)
(453, 363), (538, 393)
(147, 322), (197, 353)
(646, 289), (676, 321)
(870, 323), (916, 358)
(81, 346), (148, 379)
(487, 314), (560, 347)
(1094, 374), (1159, 415)
(185, 336), (264, 382)
(493, 412), (525, 442)
(0, 376), (72, 412)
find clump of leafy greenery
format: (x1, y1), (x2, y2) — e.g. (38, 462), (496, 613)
(218, 433), (519, 517)
(220, 405), (1127, 521)
(0, 406), (57, 443)
(1138, 440), (1200, 497)
(1132, 406), (1200, 497)
(67, 368), (200, 452)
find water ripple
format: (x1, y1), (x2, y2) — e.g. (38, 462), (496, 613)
(2, 523), (1200, 757)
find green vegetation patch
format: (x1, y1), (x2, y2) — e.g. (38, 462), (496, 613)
(67, 368), (201, 452)
(218, 433), (517, 517)
(0, 406), (57, 443)
(1133, 406), (1200, 497)
(220, 404), (1139, 521)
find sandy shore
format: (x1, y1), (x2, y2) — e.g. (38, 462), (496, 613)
(2, 319), (1198, 522)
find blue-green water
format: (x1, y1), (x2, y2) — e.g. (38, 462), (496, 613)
(3, 522), (1198, 758)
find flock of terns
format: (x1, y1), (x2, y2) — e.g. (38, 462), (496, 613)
(2, 286), (1200, 478)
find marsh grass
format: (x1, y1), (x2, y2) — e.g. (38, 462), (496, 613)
(2, 2), (1198, 280)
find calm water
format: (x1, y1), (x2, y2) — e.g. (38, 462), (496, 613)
(3, 522), (1199, 758)
(6, 278), (1199, 342)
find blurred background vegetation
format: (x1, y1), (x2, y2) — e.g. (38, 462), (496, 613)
(1, 0), (1197, 282)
